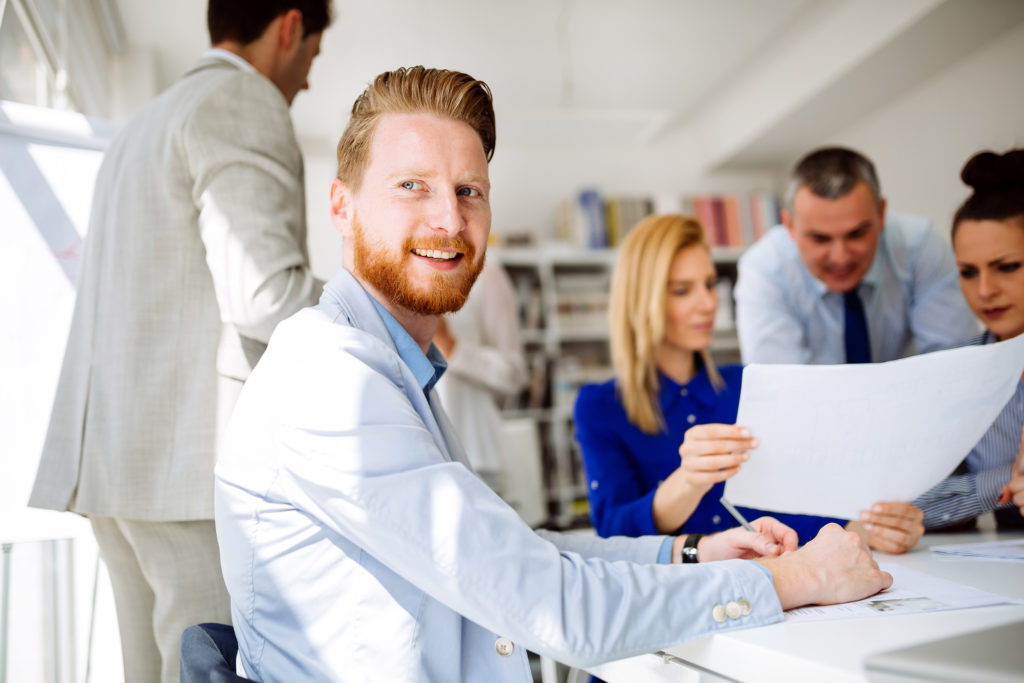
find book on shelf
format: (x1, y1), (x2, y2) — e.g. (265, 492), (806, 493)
(558, 190), (655, 249)
(683, 191), (781, 248)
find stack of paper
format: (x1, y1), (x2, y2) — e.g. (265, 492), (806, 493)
(931, 540), (1024, 560)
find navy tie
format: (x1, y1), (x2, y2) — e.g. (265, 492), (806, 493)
(843, 287), (871, 364)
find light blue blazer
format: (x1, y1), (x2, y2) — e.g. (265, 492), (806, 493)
(215, 268), (781, 682)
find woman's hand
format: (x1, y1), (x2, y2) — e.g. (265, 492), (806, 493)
(677, 423), (758, 492)
(997, 426), (1024, 517)
(652, 424), (757, 534)
(846, 502), (924, 554)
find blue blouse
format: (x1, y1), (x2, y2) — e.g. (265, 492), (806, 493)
(574, 364), (845, 544)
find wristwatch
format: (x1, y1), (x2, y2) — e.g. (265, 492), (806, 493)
(681, 533), (703, 563)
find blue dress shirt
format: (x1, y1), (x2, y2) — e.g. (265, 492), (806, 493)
(735, 213), (978, 364)
(914, 331), (1024, 529)
(575, 365), (845, 544)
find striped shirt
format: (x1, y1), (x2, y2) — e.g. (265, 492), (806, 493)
(914, 331), (1024, 529)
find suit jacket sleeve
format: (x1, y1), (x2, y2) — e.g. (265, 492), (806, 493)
(243, 316), (782, 669)
(187, 72), (317, 343)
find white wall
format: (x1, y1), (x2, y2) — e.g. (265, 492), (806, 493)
(830, 22), (1024, 236)
(303, 20), (1024, 279)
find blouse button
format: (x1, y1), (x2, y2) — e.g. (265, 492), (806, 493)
(687, 414), (696, 424)
(590, 480), (599, 490)
(712, 515), (721, 525)
(680, 388), (688, 397)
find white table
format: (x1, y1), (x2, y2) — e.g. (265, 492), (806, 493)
(587, 530), (1024, 683)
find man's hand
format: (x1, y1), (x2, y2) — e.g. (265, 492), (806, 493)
(757, 523), (893, 610)
(847, 502), (924, 554)
(689, 516), (798, 562)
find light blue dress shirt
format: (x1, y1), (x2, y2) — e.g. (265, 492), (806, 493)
(735, 213), (978, 364)
(214, 268), (782, 682)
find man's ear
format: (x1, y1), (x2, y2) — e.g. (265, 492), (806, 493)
(330, 178), (354, 237)
(277, 8), (304, 51)
(877, 197), (887, 229)
(781, 208), (795, 237)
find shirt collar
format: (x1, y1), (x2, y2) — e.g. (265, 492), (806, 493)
(369, 298), (447, 393)
(201, 48), (256, 74)
(657, 363), (719, 411)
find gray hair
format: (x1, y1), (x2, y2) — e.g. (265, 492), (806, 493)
(784, 147), (882, 211)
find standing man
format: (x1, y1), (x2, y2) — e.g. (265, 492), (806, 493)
(29, 2), (332, 681)
(735, 147), (977, 365)
(214, 66), (890, 682)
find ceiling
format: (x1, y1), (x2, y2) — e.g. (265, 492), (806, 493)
(113, 0), (1024, 170)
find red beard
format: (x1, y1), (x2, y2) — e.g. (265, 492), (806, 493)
(351, 215), (485, 315)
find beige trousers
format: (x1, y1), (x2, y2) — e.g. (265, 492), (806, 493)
(89, 516), (231, 683)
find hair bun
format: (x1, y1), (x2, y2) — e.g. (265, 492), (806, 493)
(961, 149), (1024, 192)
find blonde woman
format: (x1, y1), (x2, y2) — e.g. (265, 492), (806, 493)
(574, 214), (922, 551)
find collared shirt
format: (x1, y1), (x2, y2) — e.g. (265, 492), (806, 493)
(574, 365), (844, 544)
(201, 47), (256, 73)
(914, 331), (1024, 529)
(735, 213), (979, 364)
(369, 298), (447, 394)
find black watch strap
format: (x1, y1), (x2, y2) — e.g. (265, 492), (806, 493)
(681, 533), (703, 563)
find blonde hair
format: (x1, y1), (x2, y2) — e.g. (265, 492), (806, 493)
(336, 66), (495, 190)
(609, 214), (722, 434)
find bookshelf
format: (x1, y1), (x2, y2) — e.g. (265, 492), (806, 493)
(491, 244), (744, 528)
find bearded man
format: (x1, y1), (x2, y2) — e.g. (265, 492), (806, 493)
(213, 66), (891, 682)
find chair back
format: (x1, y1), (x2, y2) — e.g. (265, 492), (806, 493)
(180, 622), (254, 683)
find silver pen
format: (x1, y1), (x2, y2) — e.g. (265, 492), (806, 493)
(720, 496), (755, 533)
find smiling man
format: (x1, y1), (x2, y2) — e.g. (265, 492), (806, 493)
(214, 69), (892, 682)
(734, 147), (978, 365)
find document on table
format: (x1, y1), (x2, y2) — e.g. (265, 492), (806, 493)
(725, 334), (1024, 520)
(784, 564), (1022, 623)
(931, 539), (1024, 560)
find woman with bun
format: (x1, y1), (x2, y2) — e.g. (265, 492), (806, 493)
(914, 149), (1024, 530)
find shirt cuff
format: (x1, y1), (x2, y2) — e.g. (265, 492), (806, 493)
(749, 559), (773, 582)
(657, 536), (674, 564)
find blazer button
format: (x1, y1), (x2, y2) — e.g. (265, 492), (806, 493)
(495, 638), (514, 657)
(725, 601), (742, 619)
(712, 605), (727, 622)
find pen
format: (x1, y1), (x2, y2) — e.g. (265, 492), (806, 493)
(720, 496), (755, 533)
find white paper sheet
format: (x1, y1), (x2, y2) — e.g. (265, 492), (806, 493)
(931, 539), (1024, 560)
(725, 334), (1024, 520)
(784, 563), (1021, 623)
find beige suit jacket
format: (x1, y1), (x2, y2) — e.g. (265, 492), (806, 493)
(30, 55), (319, 520)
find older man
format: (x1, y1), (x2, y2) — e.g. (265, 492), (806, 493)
(735, 146), (977, 365)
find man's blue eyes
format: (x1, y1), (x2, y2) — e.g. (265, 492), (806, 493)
(399, 182), (479, 197)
